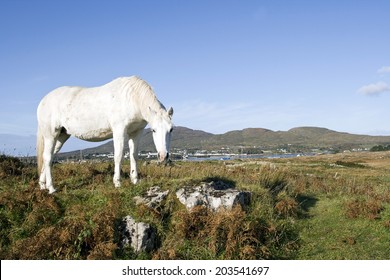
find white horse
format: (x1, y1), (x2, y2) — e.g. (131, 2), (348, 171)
(37, 76), (173, 194)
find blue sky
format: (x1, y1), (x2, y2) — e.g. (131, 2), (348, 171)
(1, 0), (390, 152)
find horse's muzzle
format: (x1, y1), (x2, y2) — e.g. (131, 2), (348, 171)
(158, 152), (169, 163)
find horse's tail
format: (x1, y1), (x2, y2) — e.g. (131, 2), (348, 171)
(37, 126), (44, 175)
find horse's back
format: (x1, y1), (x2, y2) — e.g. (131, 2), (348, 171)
(38, 76), (142, 112)
(37, 78), (145, 141)
(38, 86), (112, 138)
(38, 86), (83, 109)
(37, 76), (153, 141)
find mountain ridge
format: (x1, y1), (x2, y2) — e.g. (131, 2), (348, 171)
(56, 126), (390, 158)
(3, 126), (390, 158)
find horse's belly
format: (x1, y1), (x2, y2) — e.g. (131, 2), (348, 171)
(65, 122), (113, 142)
(74, 128), (113, 142)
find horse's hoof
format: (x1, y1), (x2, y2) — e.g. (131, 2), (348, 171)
(48, 188), (56, 194)
(131, 178), (138, 185)
(39, 182), (46, 190)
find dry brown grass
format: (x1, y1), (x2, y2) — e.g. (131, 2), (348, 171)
(153, 205), (273, 260)
(345, 198), (384, 220)
(0, 180), (121, 259)
(2, 151), (390, 260)
(0, 155), (25, 178)
(7, 204), (118, 259)
(274, 197), (299, 218)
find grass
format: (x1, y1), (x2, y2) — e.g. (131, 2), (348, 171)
(1, 151), (390, 259)
(297, 195), (390, 259)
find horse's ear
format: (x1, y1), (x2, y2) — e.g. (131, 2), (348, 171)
(168, 107), (174, 118)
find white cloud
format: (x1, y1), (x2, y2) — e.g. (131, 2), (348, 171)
(377, 66), (390, 74)
(357, 81), (390, 96)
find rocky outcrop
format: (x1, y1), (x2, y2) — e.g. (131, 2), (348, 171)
(117, 186), (169, 253)
(176, 181), (251, 211)
(133, 186), (169, 210)
(118, 216), (157, 253)
(118, 182), (250, 253)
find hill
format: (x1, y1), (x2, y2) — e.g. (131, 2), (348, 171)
(56, 126), (390, 159)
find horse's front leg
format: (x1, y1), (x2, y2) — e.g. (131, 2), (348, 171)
(128, 131), (142, 184)
(113, 131), (125, 188)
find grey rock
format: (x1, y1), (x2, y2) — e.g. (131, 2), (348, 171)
(176, 181), (251, 211)
(118, 216), (157, 253)
(133, 186), (169, 209)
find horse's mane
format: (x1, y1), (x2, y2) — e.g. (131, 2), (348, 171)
(113, 76), (165, 112)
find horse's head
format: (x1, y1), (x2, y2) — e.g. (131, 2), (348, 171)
(149, 107), (174, 163)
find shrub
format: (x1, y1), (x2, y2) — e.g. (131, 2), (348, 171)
(345, 198), (384, 220)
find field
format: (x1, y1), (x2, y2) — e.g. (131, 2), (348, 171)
(1, 151), (390, 260)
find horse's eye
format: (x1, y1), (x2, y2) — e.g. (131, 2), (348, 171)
(169, 128), (173, 133)
(152, 129), (156, 133)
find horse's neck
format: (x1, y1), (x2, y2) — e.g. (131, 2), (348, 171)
(136, 93), (164, 124)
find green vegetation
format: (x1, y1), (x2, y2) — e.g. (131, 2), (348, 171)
(370, 144), (390, 152)
(1, 152), (390, 259)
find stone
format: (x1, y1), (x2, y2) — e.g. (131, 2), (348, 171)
(118, 216), (157, 253)
(176, 181), (251, 211)
(133, 186), (169, 209)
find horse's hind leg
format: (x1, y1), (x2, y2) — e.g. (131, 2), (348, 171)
(41, 136), (57, 194)
(39, 165), (46, 190)
(54, 130), (70, 154)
